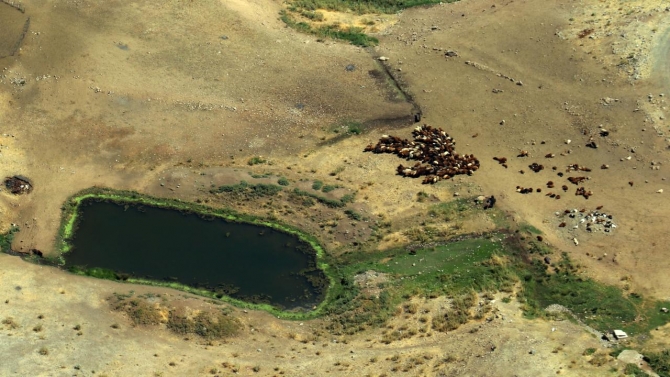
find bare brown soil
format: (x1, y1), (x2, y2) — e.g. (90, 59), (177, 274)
(2, 0), (670, 375)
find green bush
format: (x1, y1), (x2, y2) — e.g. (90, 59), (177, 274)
(623, 363), (646, 377)
(645, 350), (670, 377)
(277, 177), (290, 186)
(322, 185), (338, 193)
(211, 181), (283, 198)
(312, 180), (323, 190)
(247, 156), (267, 166)
(344, 209), (362, 221)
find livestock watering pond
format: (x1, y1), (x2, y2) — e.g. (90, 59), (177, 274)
(60, 193), (328, 311)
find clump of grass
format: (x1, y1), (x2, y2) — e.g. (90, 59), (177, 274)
(167, 309), (240, 340)
(329, 166), (345, 176)
(289, 0), (450, 16)
(322, 184), (339, 193)
(517, 253), (669, 333)
(247, 156), (267, 166)
(344, 209), (362, 221)
(112, 298), (163, 326)
(300, 10), (324, 21)
(38, 347), (49, 356)
(312, 180), (323, 190)
(210, 181), (283, 199)
(583, 348), (597, 356)
(341, 121), (362, 135)
(644, 350), (670, 377)
(2, 317), (19, 329)
(623, 363), (646, 377)
(432, 291), (477, 332)
(277, 177), (290, 186)
(280, 11), (379, 46)
(292, 188), (351, 208)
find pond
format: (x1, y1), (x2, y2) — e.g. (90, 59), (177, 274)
(63, 198), (327, 310)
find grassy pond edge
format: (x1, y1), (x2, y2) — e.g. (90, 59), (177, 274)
(56, 187), (334, 320)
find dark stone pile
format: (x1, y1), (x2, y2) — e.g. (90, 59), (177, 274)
(364, 125), (479, 184)
(4, 175), (32, 195)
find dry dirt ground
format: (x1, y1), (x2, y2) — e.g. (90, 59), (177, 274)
(1, 0), (670, 375)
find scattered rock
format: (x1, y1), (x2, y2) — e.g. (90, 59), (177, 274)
(616, 349), (643, 364)
(4, 176), (33, 195)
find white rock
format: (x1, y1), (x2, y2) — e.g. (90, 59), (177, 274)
(573, 238), (579, 246)
(565, 139), (571, 144)
(378, 56), (389, 61)
(658, 189), (664, 193)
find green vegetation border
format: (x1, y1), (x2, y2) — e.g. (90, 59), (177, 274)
(56, 187), (335, 320)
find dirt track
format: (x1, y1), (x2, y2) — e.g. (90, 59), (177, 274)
(2, 0), (670, 375)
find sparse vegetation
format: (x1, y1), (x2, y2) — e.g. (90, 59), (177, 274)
(322, 184), (339, 193)
(517, 253), (670, 334)
(623, 363), (647, 377)
(38, 347), (49, 356)
(280, 11), (379, 46)
(344, 209), (362, 221)
(247, 156), (267, 166)
(2, 317), (19, 329)
(210, 181), (283, 199)
(166, 308), (240, 340)
(645, 350), (670, 377)
(112, 297), (163, 326)
(287, 0), (453, 15)
(292, 188), (353, 208)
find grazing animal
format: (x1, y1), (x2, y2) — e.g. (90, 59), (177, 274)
(568, 176), (588, 185)
(575, 187), (593, 199)
(529, 163), (544, 173)
(365, 125), (479, 183)
(518, 150), (529, 157)
(484, 195), (496, 209)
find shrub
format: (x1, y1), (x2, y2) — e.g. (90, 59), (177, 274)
(645, 350), (670, 377)
(167, 309), (240, 340)
(322, 185), (337, 193)
(2, 317), (19, 329)
(277, 177), (290, 186)
(113, 298), (162, 326)
(247, 156), (267, 166)
(312, 180), (323, 190)
(344, 209), (362, 221)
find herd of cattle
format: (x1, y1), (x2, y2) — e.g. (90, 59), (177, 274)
(364, 125), (480, 184)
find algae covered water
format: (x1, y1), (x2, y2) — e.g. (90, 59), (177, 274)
(64, 199), (326, 309)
